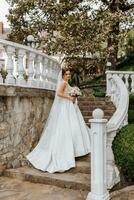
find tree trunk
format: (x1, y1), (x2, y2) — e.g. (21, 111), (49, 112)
(107, 21), (119, 70)
(107, 0), (124, 70)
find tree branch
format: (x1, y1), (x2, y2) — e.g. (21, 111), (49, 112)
(122, 3), (134, 11)
(101, 0), (109, 5)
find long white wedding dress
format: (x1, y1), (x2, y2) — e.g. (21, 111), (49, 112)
(26, 70), (91, 173)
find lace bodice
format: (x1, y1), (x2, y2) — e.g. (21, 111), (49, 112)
(63, 80), (72, 95)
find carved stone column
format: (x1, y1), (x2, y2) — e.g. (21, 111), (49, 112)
(131, 74), (134, 93)
(34, 55), (42, 88)
(42, 58), (49, 89)
(5, 45), (15, 84)
(27, 52), (36, 87)
(16, 49), (26, 86)
(87, 109), (109, 200)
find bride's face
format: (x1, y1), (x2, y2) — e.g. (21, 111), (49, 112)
(63, 70), (71, 81)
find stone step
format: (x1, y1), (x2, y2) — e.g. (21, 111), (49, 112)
(3, 167), (90, 191)
(76, 154), (90, 162)
(79, 104), (115, 110)
(78, 97), (110, 101)
(81, 110), (114, 116)
(0, 176), (88, 200)
(78, 101), (115, 106)
(78, 96), (115, 123)
(69, 161), (90, 174)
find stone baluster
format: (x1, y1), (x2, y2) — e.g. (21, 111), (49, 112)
(5, 45), (15, 84)
(46, 60), (51, 84)
(34, 55), (42, 88)
(119, 73), (123, 80)
(55, 63), (59, 80)
(114, 84), (118, 107)
(86, 109), (109, 200)
(54, 63), (60, 82)
(16, 49), (26, 86)
(111, 78), (116, 105)
(43, 58), (50, 89)
(116, 86), (120, 106)
(27, 52), (36, 87)
(49, 60), (55, 90)
(0, 39), (61, 90)
(42, 58), (48, 89)
(106, 73), (112, 96)
(0, 72), (3, 84)
(118, 74), (124, 103)
(124, 74), (129, 90)
(106, 131), (120, 189)
(0, 47), (4, 83)
(131, 74), (134, 93)
(53, 63), (59, 90)
(52, 62), (58, 90)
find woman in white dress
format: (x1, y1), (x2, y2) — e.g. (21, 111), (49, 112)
(26, 68), (91, 173)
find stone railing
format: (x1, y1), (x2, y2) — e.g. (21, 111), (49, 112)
(0, 39), (60, 90)
(106, 70), (134, 94)
(106, 70), (131, 189)
(87, 71), (132, 199)
(87, 109), (110, 200)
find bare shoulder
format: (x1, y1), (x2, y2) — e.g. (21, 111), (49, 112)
(61, 80), (68, 87)
(57, 80), (68, 91)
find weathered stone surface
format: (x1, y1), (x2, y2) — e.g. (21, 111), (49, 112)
(0, 155), (91, 199)
(0, 165), (6, 176)
(0, 177), (88, 200)
(110, 185), (134, 200)
(11, 159), (21, 169)
(0, 122), (10, 139)
(0, 86), (54, 168)
(3, 166), (91, 191)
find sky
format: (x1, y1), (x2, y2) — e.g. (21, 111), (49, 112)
(0, 0), (10, 28)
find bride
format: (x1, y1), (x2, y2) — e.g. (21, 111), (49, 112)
(26, 67), (91, 173)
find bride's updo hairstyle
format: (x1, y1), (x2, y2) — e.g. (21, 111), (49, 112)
(62, 67), (71, 78)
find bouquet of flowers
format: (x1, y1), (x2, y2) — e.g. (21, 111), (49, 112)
(69, 86), (82, 97)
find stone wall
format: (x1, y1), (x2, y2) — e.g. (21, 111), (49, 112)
(0, 85), (54, 168)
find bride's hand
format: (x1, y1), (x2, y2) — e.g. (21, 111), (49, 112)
(69, 96), (76, 103)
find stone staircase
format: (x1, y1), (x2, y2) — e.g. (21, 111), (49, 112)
(2, 154), (90, 191)
(1, 155), (90, 200)
(0, 96), (115, 200)
(78, 96), (115, 126)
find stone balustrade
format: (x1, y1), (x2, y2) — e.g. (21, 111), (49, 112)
(87, 71), (130, 199)
(0, 39), (60, 90)
(87, 109), (109, 200)
(106, 70), (134, 94)
(106, 71), (129, 189)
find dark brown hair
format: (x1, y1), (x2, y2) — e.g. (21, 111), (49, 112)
(62, 68), (71, 77)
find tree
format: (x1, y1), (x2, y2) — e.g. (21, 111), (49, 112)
(101, 0), (134, 68)
(7, 0), (134, 77)
(126, 29), (134, 56)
